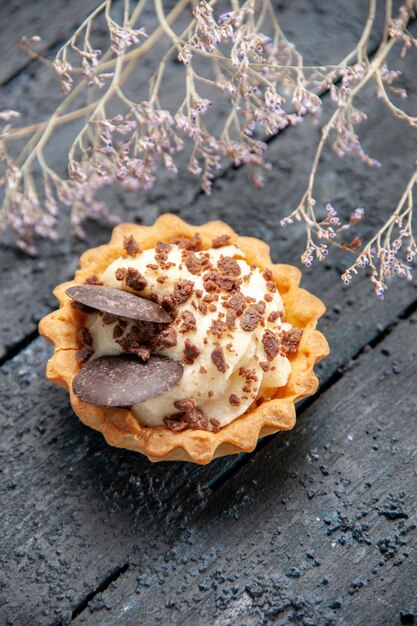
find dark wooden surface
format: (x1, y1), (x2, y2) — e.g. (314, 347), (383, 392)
(0, 2), (416, 625)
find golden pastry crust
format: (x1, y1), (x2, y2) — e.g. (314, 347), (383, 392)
(39, 214), (329, 464)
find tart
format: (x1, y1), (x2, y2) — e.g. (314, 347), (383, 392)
(39, 214), (329, 464)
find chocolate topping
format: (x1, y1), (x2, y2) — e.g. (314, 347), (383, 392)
(217, 256), (241, 276)
(227, 292), (246, 316)
(66, 285), (172, 323)
(178, 310), (197, 333)
(262, 329), (280, 361)
(123, 235), (141, 256)
(282, 328), (303, 353)
(240, 304), (262, 332)
(164, 397), (209, 432)
(76, 327), (94, 364)
(124, 268), (148, 292)
(212, 234), (231, 248)
(151, 325), (178, 351)
(229, 393), (240, 406)
(203, 270), (241, 293)
(73, 354), (183, 406)
(170, 233), (202, 251)
(84, 275), (103, 285)
(183, 339), (200, 364)
(211, 346), (227, 373)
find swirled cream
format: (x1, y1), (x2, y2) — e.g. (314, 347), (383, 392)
(86, 236), (298, 431)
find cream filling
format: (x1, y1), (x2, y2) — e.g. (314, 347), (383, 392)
(87, 244), (292, 430)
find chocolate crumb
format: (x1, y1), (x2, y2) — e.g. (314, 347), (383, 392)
(199, 365), (207, 374)
(260, 361), (271, 372)
(76, 327), (94, 364)
(240, 304), (262, 332)
(229, 393), (240, 406)
(115, 267), (127, 281)
(76, 346), (94, 364)
(124, 268), (148, 292)
(263, 268), (273, 281)
(282, 328), (303, 353)
(165, 397), (209, 430)
(183, 339), (200, 364)
(225, 309), (237, 330)
(227, 292), (246, 316)
(123, 235), (141, 256)
(268, 311), (281, 323)
(155, 240), (172, 253)
(211, 346), (227, 373)
(262, 329), (281, 361)
(209, 318), (228, 338)
(210, 418), (221, 433)
(264, 293), (273, 302)
(84, 275), (103, 285)
(217, 256), (241, 276)
(198, 301), (208, 315)
(212, 234), (231, 248)
(101, 312), (117, 325)
(178, 310), (197, 333)
(266, 280), (277, 293)
(113, 324), (124, 340)
(151, 325), (178, 351)
(171, 233), (202, 251)
(78, 327), (93, 346)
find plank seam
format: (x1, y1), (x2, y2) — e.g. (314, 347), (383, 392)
(67, 563), (129, 624)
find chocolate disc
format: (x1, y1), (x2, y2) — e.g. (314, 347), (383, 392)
(66, 285), (172, 323)
(73, 355), (183, 406)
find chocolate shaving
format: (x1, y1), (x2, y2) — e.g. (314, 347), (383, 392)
(203, 270), (241, 293)
(170, 233), (202, 251)
(76, 327), (94, 364)
(229, 393), (240, 406)
(183, 251), (211, 275)
(183, 339), (200, 364)
(212, 234), (231, 248)
(240, 304), (262, 332)
(217, 256), (241, 276)
(155, 241), (172, 253)
(211, 346), (227, 373)
(123, 235), (141, 256)
(226, 292), (246, 316)
(210, 419), (221, 433)
(124, 268), (148, 292)
(225, 309), (237, 330)
(177, 310), (197, 333)
(262, 329), (280, 361)
(164, 397), (209, 432)
(282, 328), (303, 353)
(209, 318), (228, 338)
(84, 275), (103, 285)
(151, 325), (178, 351)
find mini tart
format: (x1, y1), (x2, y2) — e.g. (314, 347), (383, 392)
(39, 214), (329, 464)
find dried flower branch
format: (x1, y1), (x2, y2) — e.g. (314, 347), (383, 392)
(0, 0), (416, 299)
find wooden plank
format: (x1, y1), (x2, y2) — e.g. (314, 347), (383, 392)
(0, 0), (102, 85)
(0, 0), (389, 359)
(72, 311), (417, 626)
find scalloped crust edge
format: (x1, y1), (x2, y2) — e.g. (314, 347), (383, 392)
(39, 214), (329, 464)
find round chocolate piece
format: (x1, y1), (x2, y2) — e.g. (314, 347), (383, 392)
(66, 285), (172, 323)
(73, 355), (183, 406)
